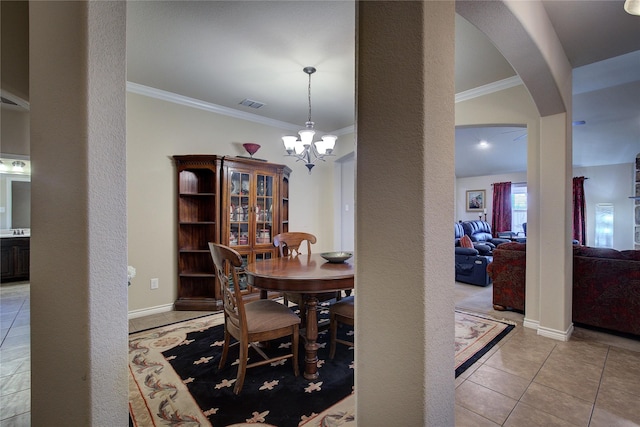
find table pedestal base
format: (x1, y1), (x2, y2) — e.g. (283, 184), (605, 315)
(303, 296), (319, 380)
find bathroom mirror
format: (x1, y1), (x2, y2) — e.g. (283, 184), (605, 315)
(0, 156), (31, 230)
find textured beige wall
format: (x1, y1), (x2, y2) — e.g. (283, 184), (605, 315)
(1, 1), (29, 100)
(356, 2), (455, 424)
(0, 108), (30, 156)
(126, 92), (349, 312)
(30, 2), (127, 424)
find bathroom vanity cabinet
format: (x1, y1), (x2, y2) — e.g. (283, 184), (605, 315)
(1, 237), (30, 282)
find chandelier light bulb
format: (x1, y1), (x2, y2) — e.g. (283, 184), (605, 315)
(321, 135), (337, 154)
(298, 128), (315, 146)
(624, 0), (640, 15)
(282, 136), (297, 153)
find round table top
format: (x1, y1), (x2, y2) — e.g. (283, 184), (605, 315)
(244, 253), (354, 293)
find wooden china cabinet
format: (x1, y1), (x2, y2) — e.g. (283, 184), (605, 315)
(173, 155), (290, 310)
(220, 157), (290, 295)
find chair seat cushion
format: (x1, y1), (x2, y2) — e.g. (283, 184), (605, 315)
(245, 299), (301, 333)
(330, 295), (354, 318)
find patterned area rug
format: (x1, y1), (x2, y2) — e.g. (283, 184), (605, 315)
(454, 310), (516, 377)
(129, 301), (354, 427)
(129, 307), (513, 427)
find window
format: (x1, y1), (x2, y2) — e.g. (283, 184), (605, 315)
(511, 184), (527, 234)
(595, 203), (614, 248)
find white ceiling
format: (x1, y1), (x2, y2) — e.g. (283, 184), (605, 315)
(126, 1), (640, 178)
(126, 1), (356, 133)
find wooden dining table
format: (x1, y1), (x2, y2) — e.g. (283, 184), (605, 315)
(244, 253), (354, 380)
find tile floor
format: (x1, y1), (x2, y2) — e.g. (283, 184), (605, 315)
(2, 281), (640, 426)
(455, 282), (640, 426)
(1, 282), (31, 427)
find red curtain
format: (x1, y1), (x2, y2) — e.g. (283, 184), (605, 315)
(573, 176), (587, 245)
(491, 182), (512, 236)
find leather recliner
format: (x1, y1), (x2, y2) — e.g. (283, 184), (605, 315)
(455, 246), (492, 286)
(454, 222), (493, 286)
(461, 220), (510, 252)
(455, 222), (492, 255)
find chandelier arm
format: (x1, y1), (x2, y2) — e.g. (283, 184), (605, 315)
(304, 148), (311, 166)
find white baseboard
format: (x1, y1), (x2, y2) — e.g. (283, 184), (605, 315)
(523, 318), (539, 330)
(537, 323), (574, 342)
(128, 303), (174, 319)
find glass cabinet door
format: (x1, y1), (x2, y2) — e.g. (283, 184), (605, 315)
(229, 171), (251, 247)
(254, 173), (274, 246)
(236, 251), (273, 293)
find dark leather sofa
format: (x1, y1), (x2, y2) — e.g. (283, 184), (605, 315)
(573, 246), (640, 336)
(488, 242), (640, 337)
(461, 220), (511, 251)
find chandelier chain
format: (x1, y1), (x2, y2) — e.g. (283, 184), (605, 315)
(307, 71), (313, 124)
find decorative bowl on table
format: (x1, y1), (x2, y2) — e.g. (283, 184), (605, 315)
(320, 251), (353, 263)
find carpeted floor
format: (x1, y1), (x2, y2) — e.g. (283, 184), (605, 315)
(129, 306), (514, 427)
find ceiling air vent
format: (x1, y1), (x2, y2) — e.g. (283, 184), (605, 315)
(239, 98), (265, 109)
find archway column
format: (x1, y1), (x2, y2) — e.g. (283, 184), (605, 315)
(356, 1), (455, 424)
(537, 113), (574, 339)
(30, 2), (128, 424)
(458, 0), (574, 340)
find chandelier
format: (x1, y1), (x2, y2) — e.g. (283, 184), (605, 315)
(282, 66), (337, 173)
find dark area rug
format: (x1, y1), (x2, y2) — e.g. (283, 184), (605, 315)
(129, 302), (354, 427)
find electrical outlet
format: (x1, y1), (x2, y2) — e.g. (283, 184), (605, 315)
(150, 278), (159, 290)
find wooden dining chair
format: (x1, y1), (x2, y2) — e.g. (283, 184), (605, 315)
(209, 242), (300, 394)
(273, 232), (342, 317)
(273, 232), (317, 257)
(329, 295), (355, 359)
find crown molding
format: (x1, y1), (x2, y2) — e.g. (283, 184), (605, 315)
(332, 125), (355, 136)
(455, 75), (523, 103)
(128, 77), (522, 135)
(126, 81), (301, 132)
